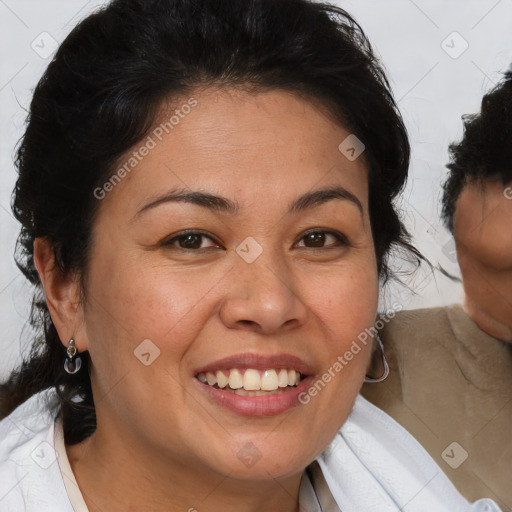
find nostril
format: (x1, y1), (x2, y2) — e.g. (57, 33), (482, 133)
(237, 320), (257, 327)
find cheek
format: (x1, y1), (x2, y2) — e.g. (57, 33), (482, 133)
(283, 266), (377, 459)
(313, 263), (378, 372)
(82, 250), (226, 378)
(308, 257), (379, 335)
(299, 259), (378, 389)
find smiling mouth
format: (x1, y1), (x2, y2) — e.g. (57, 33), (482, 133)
(196, 368), (303, 396)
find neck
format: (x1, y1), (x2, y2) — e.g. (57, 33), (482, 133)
(463, 296), (512, 343)
(65, 422), (302, 512)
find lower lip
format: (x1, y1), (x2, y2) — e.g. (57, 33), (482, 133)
(195, 376), (315, 417)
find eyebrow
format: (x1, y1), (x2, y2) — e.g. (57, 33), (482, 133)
(132, 185), (363, 222)
(288, 187), (363, 216)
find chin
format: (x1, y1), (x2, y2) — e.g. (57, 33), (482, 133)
(219, 439), (318, 481)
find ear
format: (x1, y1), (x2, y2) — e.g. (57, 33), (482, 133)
(33, 237), (88, 352)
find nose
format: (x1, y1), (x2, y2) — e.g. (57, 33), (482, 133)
(219, 254), (309, 335)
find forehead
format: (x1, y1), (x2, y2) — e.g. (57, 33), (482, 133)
(455, 179), (512, 221)
(99, 87), (370, 217)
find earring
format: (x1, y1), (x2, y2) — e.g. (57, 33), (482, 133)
(64, 338), (82, 374)
(364, 332), (389, 383)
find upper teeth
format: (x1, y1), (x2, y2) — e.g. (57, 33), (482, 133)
(197, 369), (301, 391)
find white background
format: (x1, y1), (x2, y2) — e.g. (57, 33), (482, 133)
(1, 0), (512, 380)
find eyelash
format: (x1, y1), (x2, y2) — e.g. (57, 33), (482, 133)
(162, 229), (350, 251)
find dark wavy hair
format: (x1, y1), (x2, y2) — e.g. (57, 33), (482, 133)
(1, 0), (417, 444)
(442, 70), (512, 233)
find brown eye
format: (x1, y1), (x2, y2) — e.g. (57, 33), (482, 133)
(178, 234), (203, 249)
(296, 230), (348, 249)
(163, 231), (221, 251)
(304, 232), (326, 247)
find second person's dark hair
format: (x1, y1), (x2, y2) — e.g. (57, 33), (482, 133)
(442, 70), (512, 232)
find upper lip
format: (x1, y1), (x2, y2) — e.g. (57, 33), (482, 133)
(194, 353), (315, 376)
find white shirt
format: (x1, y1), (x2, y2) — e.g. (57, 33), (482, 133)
(0, 389), (502, 512)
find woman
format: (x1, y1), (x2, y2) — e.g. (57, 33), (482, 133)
(0, 0), (501, 510)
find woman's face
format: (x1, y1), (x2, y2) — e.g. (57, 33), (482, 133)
(76, 88), (378, 481)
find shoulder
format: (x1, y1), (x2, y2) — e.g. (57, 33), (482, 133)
(380, 305), (455, 346)
(316, 395), (502, 512)
(0, 389), (73, 511)
(377, 304), (469, 367)
(380, 303), (508, 367)
(0, 388), (57, 458)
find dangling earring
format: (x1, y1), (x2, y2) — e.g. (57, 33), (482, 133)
(64, 338), (82, 374)
(364, 332), (389, 383)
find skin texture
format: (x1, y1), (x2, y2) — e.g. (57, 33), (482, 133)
(454, 179), (512, 342)
(34, 88), (379, 512)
